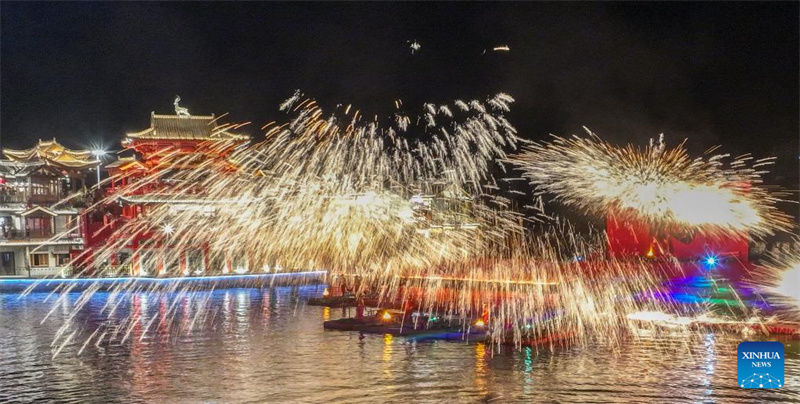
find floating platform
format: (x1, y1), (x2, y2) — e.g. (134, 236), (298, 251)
(325, 317), (489, 340)
(324, 309), (483, 336)
(357, 322), (487, 338)
(323, 317), (382, 331)
(692, 320), (800, 336)
(762, 322), (800, 336)
(323, 314), (575, 345)
(308, 295), (357, 307)
(308, 293), (389, 308)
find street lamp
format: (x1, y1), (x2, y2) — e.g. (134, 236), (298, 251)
(91, 149), (106, 186)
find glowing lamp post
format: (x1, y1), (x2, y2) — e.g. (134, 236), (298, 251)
(91, 150), (106, 186)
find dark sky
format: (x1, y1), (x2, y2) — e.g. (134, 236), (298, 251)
(2, 2), (798, 188)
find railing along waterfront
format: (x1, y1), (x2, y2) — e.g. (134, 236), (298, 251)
(0, 230), (82, 241)
(0, 266), (74, 278)
(0, 193), (26, 203)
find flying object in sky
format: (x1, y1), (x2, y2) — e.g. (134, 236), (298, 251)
(481, 45), (510, 55)
(408, 40), (421, 54)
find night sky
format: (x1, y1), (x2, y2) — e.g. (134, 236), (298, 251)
(2, 2), (798, 190)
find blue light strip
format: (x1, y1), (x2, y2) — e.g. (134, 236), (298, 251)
(0, 271), (327, 284)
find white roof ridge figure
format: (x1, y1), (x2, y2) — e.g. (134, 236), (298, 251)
(174, 95), (191, 117)
(408, 40), (420, 54)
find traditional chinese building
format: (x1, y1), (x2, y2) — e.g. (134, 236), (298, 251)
(0, 139), (96, 276)
(84, 102), (250, 276)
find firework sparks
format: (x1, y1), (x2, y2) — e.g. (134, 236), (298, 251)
(748, 248), (800, 321)
(42, 91), (672, 351)
(507, 128), (792, 238)
(42, 93), (792, 354)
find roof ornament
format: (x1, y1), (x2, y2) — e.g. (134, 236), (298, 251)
(174, 96), (191, 117)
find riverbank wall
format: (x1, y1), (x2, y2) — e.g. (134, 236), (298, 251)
(0, 271), (327, 293)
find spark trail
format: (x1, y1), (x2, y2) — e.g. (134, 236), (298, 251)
(507, 128), (792, 239)
(41, 94), (793, 354)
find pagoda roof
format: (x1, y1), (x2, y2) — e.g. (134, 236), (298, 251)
(104, 156), (146, 171)
(0, 160), (42, 178)
(3, 139), (97, 169)
(21, 206), (57, 217)
(0, 161), (77, 179)
(118, 193), (259, 205)
(125, 113), (249, 142)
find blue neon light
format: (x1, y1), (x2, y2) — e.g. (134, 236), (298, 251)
(0, 271), (327, 284)
(703, 254), (719, 268)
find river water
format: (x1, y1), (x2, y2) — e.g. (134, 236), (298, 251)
(0, 285), (797, 403)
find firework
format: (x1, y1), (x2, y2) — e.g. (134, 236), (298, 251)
(79, 91), (528, 288)
(40, 92), (671, 351)
(47, 94), (784, 353)
(408, 40), (421, 54)
(507, 129), (792, 238)
(748, 247), (800, 321)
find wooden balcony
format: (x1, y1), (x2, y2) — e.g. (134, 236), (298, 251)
(0, 193), (26, 203)
(0, 229), (81, 242)
(29, 193), (62, 204)
(0, 192), (64, 204)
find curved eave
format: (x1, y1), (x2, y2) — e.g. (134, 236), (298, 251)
(21, 206), (57, 217)
(118, 194), (261, 205)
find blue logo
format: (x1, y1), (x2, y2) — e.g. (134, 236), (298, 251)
(738, 341), (784, 389)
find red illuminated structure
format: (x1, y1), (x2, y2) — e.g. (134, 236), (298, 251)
(81, 110), (249, 275)
(606, 208), (749, 262)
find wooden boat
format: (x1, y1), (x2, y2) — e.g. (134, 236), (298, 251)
(323, 308), (399, 330)
(323, 317), (380, 331)
(308, 295), (356, 307)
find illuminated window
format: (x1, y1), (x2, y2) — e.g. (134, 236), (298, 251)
(55, 254), (71, 266)
(30, 253), (49, 267)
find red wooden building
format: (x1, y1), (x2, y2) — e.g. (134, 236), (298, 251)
(82, 110), (249, 276)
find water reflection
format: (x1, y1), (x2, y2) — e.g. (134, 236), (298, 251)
(0, 287), (797, 403)
(702, 332), (716, 398)
(523, 346), (533, 395)
(474, 342), (488, 396)
(382, 334), (393, 378)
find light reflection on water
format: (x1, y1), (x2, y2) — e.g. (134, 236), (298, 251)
(0, 286), (798, 403)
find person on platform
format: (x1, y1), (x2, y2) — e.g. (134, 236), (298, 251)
(404, 299), (414, 318)
(355, 296), (365, 321)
